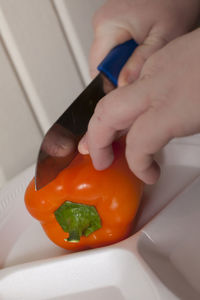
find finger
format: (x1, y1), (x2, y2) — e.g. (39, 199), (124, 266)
(126, 106), (175, 184)
(86, 80), (150, 170)
(118, 32), (169, 86)
(90, 29), (131, 78)
(78, 129), (128, 155)
(78, 134), (89, 155)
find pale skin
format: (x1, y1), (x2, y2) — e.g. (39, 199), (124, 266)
(78, 0), (200, 184)
(43, 0), (200, 184)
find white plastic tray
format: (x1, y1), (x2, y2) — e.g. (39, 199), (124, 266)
(0, 139), (200, 299)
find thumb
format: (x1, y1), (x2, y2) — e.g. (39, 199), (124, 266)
(89, 29), (131, 78)
(118, 33), (169, 86)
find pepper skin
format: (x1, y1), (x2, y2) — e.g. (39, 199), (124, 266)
(25, 139), (143, 251)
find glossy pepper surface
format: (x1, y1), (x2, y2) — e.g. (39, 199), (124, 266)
(25, 139), (143, 251)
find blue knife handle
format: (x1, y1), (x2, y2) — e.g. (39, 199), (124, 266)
(97, 39), (138, 86)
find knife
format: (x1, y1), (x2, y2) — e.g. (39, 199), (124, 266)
(35, 39), (138, 190)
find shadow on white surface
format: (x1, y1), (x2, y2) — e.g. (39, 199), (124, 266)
(138, 176), (200, 300)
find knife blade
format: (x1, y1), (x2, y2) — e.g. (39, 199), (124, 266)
(35, 39), (138, 190)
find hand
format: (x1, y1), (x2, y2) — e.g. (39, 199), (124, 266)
(79, 29), (200, 184)
(89, 0), (200, 85)
(42, 0), (200, 160)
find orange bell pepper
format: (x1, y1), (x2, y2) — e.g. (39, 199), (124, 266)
(25, 139), (143, 251)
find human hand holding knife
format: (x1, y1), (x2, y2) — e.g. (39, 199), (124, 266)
(35, 39), (138, 190)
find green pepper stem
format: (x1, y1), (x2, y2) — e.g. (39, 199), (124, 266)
(65, 230), (81, 242)
(54, 201), (101, 243)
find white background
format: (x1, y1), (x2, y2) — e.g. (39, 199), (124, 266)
(0, 0), (104, 187)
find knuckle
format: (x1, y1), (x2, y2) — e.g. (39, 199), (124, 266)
(139, 72), (152, 82)
(141, 50), (168, 79)
(88, 98), (107, 131)
(94, 98), (107, 120)
(132, 46), (151, 66)
(126, 130), (147, 173)
(141, 55), (159, 77)
(146, 32), (169, 49)
(94, 94), (115, 121)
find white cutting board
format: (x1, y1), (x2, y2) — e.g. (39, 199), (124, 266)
(0, 139), (200, 299)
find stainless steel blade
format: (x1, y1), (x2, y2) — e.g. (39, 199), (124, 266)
(35, 73), (115, 190)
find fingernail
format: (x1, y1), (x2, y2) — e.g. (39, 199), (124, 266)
(78, 136), (89, 155)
